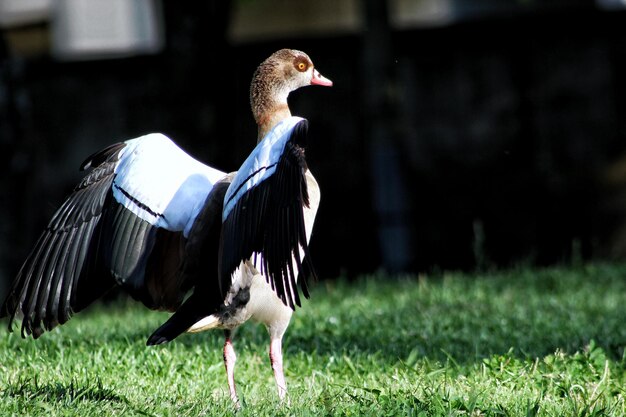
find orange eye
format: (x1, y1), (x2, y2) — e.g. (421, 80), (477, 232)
(296, 61), (307, 72)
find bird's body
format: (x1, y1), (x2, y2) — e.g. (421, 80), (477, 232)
(1, 49), (332, 404)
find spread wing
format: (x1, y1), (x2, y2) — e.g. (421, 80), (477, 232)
(1, 133), (226, 337)
(219, 117), (317, 309)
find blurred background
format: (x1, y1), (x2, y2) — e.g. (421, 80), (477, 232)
(2, 0), (626, 301)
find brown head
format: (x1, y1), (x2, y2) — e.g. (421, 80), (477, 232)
(250, 49), (332, 141)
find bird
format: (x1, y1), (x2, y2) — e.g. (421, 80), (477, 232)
(1, 48), (333, 405)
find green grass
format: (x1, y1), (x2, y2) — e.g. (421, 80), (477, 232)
(2, 263), (626, 416)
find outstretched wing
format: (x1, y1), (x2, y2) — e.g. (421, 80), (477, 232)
(2, 133), (226, 338)
(219, 117), (317, 309)
(2, 143), (122, 338)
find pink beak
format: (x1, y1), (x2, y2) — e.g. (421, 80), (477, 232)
(311, 69), (333, 87)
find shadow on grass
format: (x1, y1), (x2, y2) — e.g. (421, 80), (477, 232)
(4, 378), (117, 403)
(3, 376), (158, 416)
(5, 376), (121, 403)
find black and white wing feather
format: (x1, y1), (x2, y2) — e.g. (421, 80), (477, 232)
(219, 117), (317, 309)
(2, 133), (226, 337)
(3, 143), (123, 337)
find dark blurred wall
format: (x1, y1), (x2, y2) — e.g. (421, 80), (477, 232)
(394, 16), (616, 270)
(2, 2), (626, 300)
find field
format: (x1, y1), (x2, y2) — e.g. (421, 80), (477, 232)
(2, 264), (626, 416)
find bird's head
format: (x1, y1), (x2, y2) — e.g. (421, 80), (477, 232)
(250, 49), (332, 139)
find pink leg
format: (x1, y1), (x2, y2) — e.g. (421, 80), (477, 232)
(269, 337), (287, 400)
(223, 331), (239, 406)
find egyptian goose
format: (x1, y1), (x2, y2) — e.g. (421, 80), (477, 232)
(1, 49), (332, 404)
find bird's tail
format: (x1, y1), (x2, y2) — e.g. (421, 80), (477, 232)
(186, 315), (220, 333)
(146, 299), (220, 345)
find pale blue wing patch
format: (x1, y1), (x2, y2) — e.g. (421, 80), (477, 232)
(111, 133), (227, 237)
(222, 116), (304, 221)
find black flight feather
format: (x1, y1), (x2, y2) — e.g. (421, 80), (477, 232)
(2, 138), (219, 338)
(1, 144), (124, 337)
(218, 119), (317, 310)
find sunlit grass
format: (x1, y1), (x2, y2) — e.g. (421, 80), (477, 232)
(2, 263), (626, 416)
